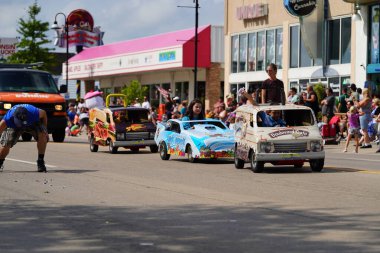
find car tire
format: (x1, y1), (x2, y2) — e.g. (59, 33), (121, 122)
(90, 136), (98, 152)
(250, 150), (264, 173)
(187, 145), (197, 163)
(150, 145), (159, 153)
(109, 140), (118, 154)
(21, 133), (33, 141)
(310, 159), (324, 172)
(52, 130), (65, 142)
(159, 142), (170, 160)
(234, 146), (245, 169)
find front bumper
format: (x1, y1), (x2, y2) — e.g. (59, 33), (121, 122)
(113, 139), (156, 147)
(255, 151), (325, 161)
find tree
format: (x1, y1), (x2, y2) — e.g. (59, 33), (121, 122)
(7, 1), (56, 70)
(121, 80), (148, 106)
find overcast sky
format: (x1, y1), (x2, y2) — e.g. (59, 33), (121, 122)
(0, 0), (224, 51)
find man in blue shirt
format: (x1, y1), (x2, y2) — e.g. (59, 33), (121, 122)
(258, 110), (287, 127)
(0, 104), (49, 172)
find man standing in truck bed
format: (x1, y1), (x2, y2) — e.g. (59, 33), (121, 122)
(0, 104), (49, 172)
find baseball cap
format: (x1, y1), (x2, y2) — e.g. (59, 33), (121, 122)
(173, 96), (180, 100)
(13, 107), (28, 128)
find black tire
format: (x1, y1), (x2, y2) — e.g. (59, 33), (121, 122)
(21, 133), (33, 141)
(187, 145), (197, 163)
(310, 159), (324, 172)
(159, 142), (170, 160)
(90, 136), (98, 152)
(250, 150), (264, 173)
(109, 140), (118, 154)
(150, 145), (159, 153)
(234, 146), (245, 169)
(52, 130), (65, 142)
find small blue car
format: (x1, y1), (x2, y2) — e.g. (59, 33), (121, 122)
(154, 119), (235, 162)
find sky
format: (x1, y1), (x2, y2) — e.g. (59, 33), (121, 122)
(0, 0), (224, 51)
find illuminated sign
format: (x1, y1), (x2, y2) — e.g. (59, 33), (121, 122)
(236, 4), (268, 20)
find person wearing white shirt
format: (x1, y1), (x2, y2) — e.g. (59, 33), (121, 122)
(141, 96), (151, 109)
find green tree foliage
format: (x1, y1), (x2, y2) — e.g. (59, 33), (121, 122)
(7, 1), (56, 70)
(121, 80), (148, 106)
(313, 83), (325, 103)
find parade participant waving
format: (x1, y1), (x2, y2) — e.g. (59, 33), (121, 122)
(0, 104), (49, 172)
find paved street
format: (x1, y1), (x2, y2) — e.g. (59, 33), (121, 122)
(0, 135), (379, 253)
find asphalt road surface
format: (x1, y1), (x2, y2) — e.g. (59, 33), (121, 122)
(0, 135), (379, 253)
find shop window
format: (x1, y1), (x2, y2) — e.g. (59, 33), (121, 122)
(248, 33), (257, 71)
(266, 30), (275, 66)
(300, 30), (312, 67)
(370, 5), (380, 64)
(341, 18), (351, 64)
(231, 36), (238, 73)
(326, 17), (351, 65)
(239, 34), (247, 72)
(257, 31), (266, 71)
(275, 28), (283, 69)
(175, 82), (189, 102)
(290, 26), (299, 68)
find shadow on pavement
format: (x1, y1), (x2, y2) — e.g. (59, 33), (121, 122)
(0, 200), (378, 253)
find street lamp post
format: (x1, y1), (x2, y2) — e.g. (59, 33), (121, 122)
(51, 12), (69, 89)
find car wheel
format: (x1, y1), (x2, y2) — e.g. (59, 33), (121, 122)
(90, 136), (98, 152)
(187, 145), (197, 163)
(150, 145), (159, 153)
(109, 140), (118, 154)
(159, 142), (170, 160)
(310, 159), (324, 172)
(234, 145), (245, 169)
(52, 129), (65, 142)
(250, 151), (264, 173)
(21, 133), (33, 141)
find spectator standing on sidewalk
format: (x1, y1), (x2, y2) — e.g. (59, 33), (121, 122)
(338, 87), (349, 113)
(321, 87), (336, 123)
(355, 89), (373, 149)
(303, 85), (320, 118)
(0, 104), (49, 172)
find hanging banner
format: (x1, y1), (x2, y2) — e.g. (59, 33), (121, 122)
(284, 0), (317, 17)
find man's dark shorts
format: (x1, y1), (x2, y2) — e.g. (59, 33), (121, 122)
(0, 124), (47, 148)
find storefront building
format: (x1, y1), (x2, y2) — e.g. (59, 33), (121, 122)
(67, 25), (224, 109)
(224, 0), (380, 99)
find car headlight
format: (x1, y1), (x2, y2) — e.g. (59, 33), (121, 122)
(55, 104), (63, 111)
(4, 103), (12, 110)
(260, 142), (272, 153)
(310, 140), (322, 152)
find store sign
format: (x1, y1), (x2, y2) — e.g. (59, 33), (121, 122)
(284, 0), (317, 17)
(159, 51), (176, 62)
(54, 9), (104, 48)
(0, 37), (18, 59)
(236, 4), (268, 20)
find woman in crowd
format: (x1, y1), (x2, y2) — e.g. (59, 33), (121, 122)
(355, 89), (372, 149)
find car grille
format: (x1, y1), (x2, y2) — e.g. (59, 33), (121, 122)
(117, 132), (154, 141)
(273, 142), (307, 153)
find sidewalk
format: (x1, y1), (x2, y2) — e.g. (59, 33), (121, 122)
(324, 140), (380, 156)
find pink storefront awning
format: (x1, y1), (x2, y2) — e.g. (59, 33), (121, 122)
(67, 25), (211, 79)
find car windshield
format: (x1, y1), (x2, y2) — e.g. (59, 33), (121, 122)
(0, 71), (59, 93)
(257, 109), (315, 127)
(127, 109), (150, 123)
(182, 120), (227, 130)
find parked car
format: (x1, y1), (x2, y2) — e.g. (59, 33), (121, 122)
(234, 104), (325, 172)
(88, 94), (157, 154)
(155, 119), (234, 162)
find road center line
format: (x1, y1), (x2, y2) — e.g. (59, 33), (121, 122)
(6, 158), (57, 168)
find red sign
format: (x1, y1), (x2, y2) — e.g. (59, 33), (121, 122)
(67, 9), (94, 32)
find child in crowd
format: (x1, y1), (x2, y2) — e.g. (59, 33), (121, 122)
(343, 106), (360, 153)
